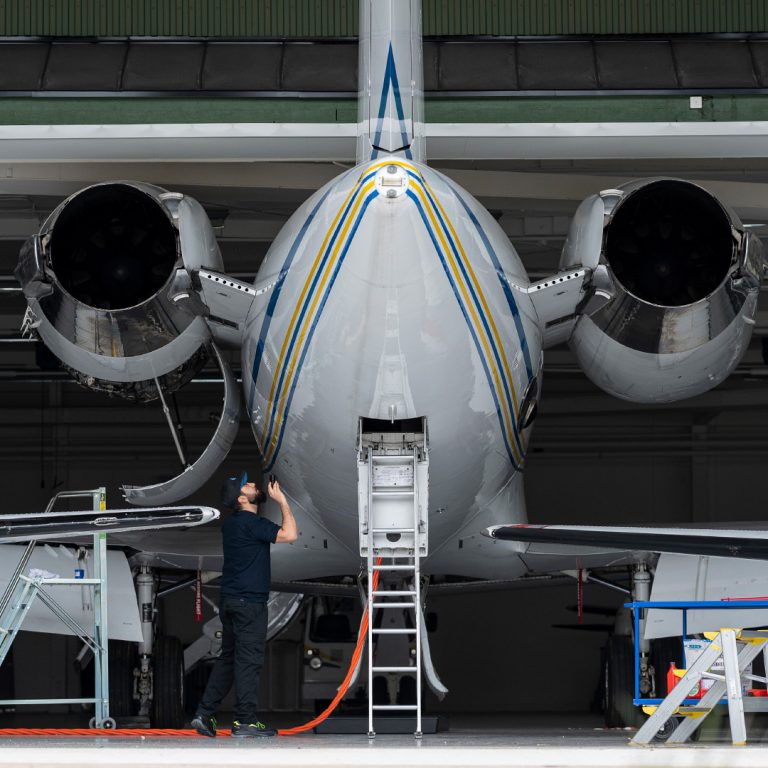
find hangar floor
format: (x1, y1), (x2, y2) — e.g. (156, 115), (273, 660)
(3, 715), (768, 768)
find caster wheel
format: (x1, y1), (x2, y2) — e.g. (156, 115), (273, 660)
(652, 717), (678, 742)
(89, 716), (117, 729)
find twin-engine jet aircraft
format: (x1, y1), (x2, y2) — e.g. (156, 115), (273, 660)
(11, 0), (768, 726)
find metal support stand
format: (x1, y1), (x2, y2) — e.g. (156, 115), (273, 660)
(632, 628), (768, 746)
(627, 600), (768, 746)
(0, 488), (115, 728)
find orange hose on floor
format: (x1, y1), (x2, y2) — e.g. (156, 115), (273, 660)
(0, 729), (200, 737)
(277, 558), (382, 736)
(0, 560), (382, 739)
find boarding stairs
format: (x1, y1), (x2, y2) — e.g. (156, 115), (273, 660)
(358, 420), (429, 738)
(633, 628), (768, 745)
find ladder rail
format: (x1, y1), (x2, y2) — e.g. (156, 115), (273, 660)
(412, 445), (422, 737)
(0, 579), (36, 667)
(0, 541), (36, 621)
(367, 448), (375, 739)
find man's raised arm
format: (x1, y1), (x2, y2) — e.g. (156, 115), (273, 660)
(268, 480), (298, 543)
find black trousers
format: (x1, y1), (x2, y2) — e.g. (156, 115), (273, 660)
(198, 598), (268, 724)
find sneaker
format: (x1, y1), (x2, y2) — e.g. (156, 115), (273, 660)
(231, 720), (277, 738)
(191, 712), (217, 738)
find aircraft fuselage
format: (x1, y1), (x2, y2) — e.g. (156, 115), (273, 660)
(242, 158), (541, 573)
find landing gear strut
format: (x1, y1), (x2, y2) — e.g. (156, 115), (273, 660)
(133, 565), (186, 727)
(603, 563), (653, 728)
(632, 565), (653, 698)
(135, 566), (155, 720)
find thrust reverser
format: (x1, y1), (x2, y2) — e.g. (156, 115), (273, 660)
(15, 182), (241, 503)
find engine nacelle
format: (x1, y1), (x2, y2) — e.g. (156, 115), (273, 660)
(15, 182), (223, 401)
(562, 179), (763, 403)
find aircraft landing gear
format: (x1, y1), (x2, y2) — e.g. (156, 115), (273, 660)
(632, 565), (653, 700)
(108, 640), (138, 718)
(134, 565), (185, 727)
(151, 635), (185, 728)
(604, 634), (642, 727)
(602, 563), (653, 728)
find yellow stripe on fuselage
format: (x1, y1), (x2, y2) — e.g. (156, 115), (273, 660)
(259, 157), (524, 467)
(259, 181), (360, 448)
(421, 178), (527, 453)
(263, 178), (377, 461)
(408, 182), (523, 467)
(261, 159), (418, 452)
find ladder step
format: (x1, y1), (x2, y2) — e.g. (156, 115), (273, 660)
(372, 602), (416, 608)
(371, 491), (414, 497)
(371, 456), (415, 463)
(372, 590), (417, 596)
(372, 565), (415, 570)
(372, 528), (415, 533)
(371, 628), (417, 634)
(371, 705), (419, 710)
(371, 667), (418, 673)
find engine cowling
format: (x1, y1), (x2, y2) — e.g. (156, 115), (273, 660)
(562, 179), (763, 403)
(15, 182), (243, 506)
(15, 181), (223, 401)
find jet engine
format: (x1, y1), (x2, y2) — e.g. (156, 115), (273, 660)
(562, 179), (764, 402)
(15, 182), (224, 399)
(15, 182), (241, 504)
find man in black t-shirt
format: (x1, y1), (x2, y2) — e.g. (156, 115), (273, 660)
(191, 472), (297, 738)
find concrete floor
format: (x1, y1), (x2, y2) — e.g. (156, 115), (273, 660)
(3, 715), (768, 768)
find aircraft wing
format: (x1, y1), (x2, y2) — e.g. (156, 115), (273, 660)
(0, 506), (219, 544)
(108, 505), (361, 581)
(486, 523), (768, 560)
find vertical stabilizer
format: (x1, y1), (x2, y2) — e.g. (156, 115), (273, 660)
(356, 0), (425, 164)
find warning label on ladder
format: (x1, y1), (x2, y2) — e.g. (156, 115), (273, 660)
(373, 464), (414, 487)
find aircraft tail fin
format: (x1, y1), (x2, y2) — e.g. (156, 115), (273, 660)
(356, 0), (425, 164)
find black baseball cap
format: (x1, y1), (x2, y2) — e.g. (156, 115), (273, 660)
(220, 471), (248, 510)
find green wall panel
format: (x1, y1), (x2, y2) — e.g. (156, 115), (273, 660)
(0, 1), (766, 38)
(2, 95), (768, 125)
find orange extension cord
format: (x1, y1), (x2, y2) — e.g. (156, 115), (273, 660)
(278, 557), (381, 735)
(0, 559), (382, 739)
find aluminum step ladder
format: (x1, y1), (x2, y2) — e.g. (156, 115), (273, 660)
(358, 421), (428, 739)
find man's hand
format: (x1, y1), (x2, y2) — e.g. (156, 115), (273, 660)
(268, 479), (287, 506)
